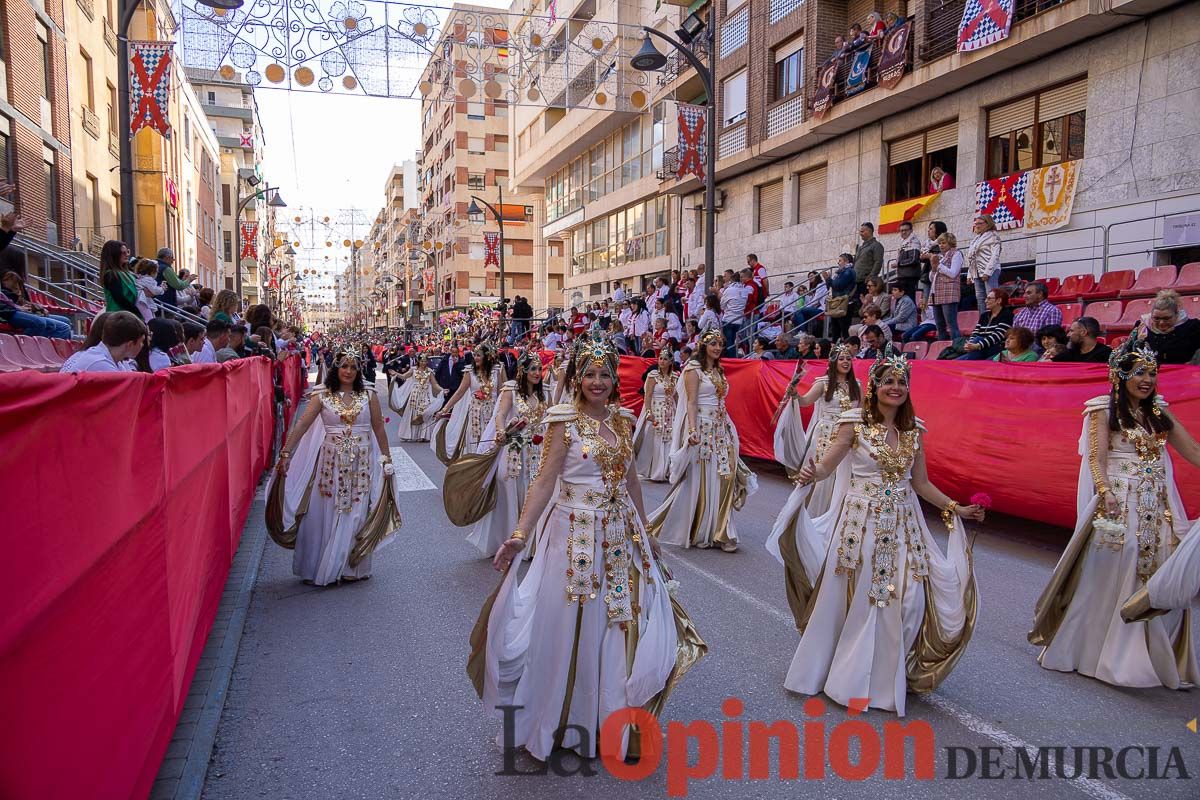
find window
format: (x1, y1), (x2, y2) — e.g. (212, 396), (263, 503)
(221, 183), (231, 216)
(468, 173), (485, 190)
(207, 91), (216, 104)
(467, 101), (485, 120)
(87, 174), (100, 232)
(43, 157), (59, 225)
(80, 49), (95, 110)
(986, 78), (1086, 179)
(571, 197), (668, 274)
(223, 230), (233, 262)
(494, 135), (509, 152)
(469, 241), (485, 260)
(494, 101), (508, 119)
(795, 165), (827, 223)
(0, 118), (11, 185)
(773, 37), (803, 101)
(723, 70), (747, 127)
(757, 180), (784, 232)
(887, 121), (958, 202)
(468, 136), (485, 154)
(107, 83), (117, 131)
(38, 25), (52, 101)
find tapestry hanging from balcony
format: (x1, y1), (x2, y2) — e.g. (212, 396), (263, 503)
(1024, 161), (1079, 233)
(845, 50), (871, 96)
(879, 23), (911, 89)
(957, 0), (1014, 53)
(974, 171), (1028, 231)
(811, 61), (838, 120)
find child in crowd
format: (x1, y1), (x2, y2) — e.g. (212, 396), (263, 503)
(133, 258), (164, 322)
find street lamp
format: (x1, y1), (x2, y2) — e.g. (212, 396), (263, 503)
(467, 188), (507, 306)
(118, 0), (244, 249)
(233, 184), (286, 298)
(632, 15), (716, 292)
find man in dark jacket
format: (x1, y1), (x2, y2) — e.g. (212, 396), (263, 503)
(434, 344), (472, 399)
(155, 248), (191, 308)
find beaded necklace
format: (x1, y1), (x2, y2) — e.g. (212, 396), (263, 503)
(323, 391), (369, 425)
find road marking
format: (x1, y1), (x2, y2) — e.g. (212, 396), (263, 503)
(389, 446), (437, 492)
(669, 555), (1136, 800)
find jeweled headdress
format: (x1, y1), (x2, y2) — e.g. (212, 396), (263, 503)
(828, 342), (857, 365)
(1108, 324), (1158, 385)
(865, 342), (909, 403)
(335, 344), (362, 364)
(572, 332), (619, 377)
(699, 328), (724, 347)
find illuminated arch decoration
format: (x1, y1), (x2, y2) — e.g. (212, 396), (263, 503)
(179, 0), (659, 111)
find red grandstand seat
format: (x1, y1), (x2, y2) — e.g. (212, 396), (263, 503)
(0, 333), (45, 370)
(1083, 300), (1125, 329)
(32, 336), (64, 365)
(1172, 263), (1200, 293)
(957, 310), (980, 333)
(1106, 298), (1153, 335)
(1042, 277), (1061, 297)
(70, 339), (84, 352)
(1120, 266), (1177, 299)
(1055, 302), (1083, 328)
(1180, 294), (1200, 321)
(51, 338), (74, 359)
(927, 340), (953, 359)
(1053, 274), (1096, 301)
(1109, 335), (1129, 349)
(16, 335), (60, 370)
(1081, 270), (1135, 302)
(901, 341), (928, 360)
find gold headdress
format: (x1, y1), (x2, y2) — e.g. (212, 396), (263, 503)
(335, 344), (362, 364)
(865, 342), (910, 404)
(1108, 324), (1157, 385)
(828, 342), (857, 364)
(572, 332), (619, 377)
(698, 328), (724, 347)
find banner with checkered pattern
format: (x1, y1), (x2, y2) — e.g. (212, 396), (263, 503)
(957, 0), (1014, 53)
(676, 103), (706, 181)
(975, 171), (1028, 230)
(129, 41), (174, 138)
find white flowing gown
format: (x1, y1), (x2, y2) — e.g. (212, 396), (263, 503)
(767, 412), (976, 715)
(430, 363), (505, 461)
(390, 367), (444, 442)
(633, 371), (677, 483)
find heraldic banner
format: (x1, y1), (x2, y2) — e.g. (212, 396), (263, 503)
(1024, 161), (1080, 233)
(975, 171), (1028, 230)
(130, 41), (174, 138)
(811, 60), (838, 120)
(878, 22), (911, 89)
(483, 231), (500, 267)
(676, 103), (707, 181)
(845, 49), (871, 96)
(239, 222), (259, 261)
(957, 0), (1014, 53)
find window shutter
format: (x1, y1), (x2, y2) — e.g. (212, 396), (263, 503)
(758, 180), (783, 232)
(988, 96), (1035, 137)
(888, 134), (923, 165)
(775, 35), (804, 61)
(723, 70), (747, 126)
(796, 166), (827, 223)
(924, 120), (958, 152)
(1038, 79), (1088, 121)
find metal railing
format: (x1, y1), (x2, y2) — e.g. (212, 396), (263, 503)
(920, 0), (1065, 66)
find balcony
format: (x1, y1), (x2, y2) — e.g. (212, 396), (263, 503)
(657, 35), (709, 87)
(109, 129), (120, 158)
(103, 21), (117, 55)
(657, 145), (679, 181)
(820, 31), (914, 111)
(766, 93), (805, 138)
(76, 0), (94, 21)
(920, 0), (1065, 65)
(81, 106), (100, 139)
(769, 0), (804, 24)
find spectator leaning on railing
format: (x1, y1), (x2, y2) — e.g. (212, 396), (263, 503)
(60, 311), (146, 373)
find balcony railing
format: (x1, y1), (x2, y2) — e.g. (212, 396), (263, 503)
(820, 29), (914, 108)
(920, 0), (1065, 66)
(103, 21), (117, 55)
(766, 93), (805, 138)
(657, 145), (679, 181)
(81, 106), (100, 139)
(76, 0), (94, 21)
(108, 129), (120, 158)
(656, 35), (709, 87)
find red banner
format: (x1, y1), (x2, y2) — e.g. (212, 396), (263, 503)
(239, 222), (259, 261)
(616, 357), (1200, 529)
(482, 231), (499, 267)
(676, 103), (706, 181)
(129, 40), (173, 138)
(0, 359), (275, 800)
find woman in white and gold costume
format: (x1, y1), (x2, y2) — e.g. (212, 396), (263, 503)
(633, 349), (678, 482)
(1031, 332), (1200, 688)
(646, 330), (756, 552)
(267, 347), (402, 586)
(432, 343), (505, 463)
(389, 352), (443, 442)
(463, 353), (549, 557)
(773, 347), (984, 715)
(471, 335), (704, 762)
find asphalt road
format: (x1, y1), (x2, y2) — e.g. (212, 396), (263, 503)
(201, 388), (1200, 800)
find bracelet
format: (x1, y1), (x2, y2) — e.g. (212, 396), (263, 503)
(378, 454), (392, 465)
(510, 529), (527, 542)
(1097, 485), (1110, 497)
(280, 450), (292, 458)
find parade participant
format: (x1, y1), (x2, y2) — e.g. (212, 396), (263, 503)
(770, 343), (862, 517)
(389, 352), (443, 442)
(1030, 331), (1199, 688)
(633, 348), (678, 482)
(646, 330), (756, 551)
(267, 346), (401, 586)
(459, 354), (549, 557)
(432, 343), (504, 463)
(472, 335), (705, 762)
(775, 345), (984, 715)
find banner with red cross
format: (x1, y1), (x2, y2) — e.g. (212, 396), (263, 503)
(676, 103), (706, 181)
(239, 222), (259, 261)
(483, 232), (500, 267)
(957, 0), (1014, 53)
(129, 41), (174, 138)
(974, 171), (1028, 231)
(267, 264), (280, 289)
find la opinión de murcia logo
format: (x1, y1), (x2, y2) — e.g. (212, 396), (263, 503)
(496, 699), (1191, 797)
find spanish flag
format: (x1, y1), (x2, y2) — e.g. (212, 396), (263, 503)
(878, 192), (939, 234)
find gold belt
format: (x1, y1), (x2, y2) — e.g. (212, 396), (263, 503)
(558, 481), (630, 513)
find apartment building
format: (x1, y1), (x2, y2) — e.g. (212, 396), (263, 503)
(0, 0), (75, 252)
(417, 3), (558, 314)
(177, 80), (221, 287)
(65, 0), (120, 256)
(660, 0), (1200, 285)
(509, 0), (685, 307)
(186, 68), (267, 302)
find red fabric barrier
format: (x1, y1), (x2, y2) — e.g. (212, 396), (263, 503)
(617, 356), (1200, 529)
(0, 359), (274, 800)
(280, 354), (305, 435)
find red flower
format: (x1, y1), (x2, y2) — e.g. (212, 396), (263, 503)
(969, 492), (993, 509)
(473, 390), (486, 401)
(532, 435), (544, 445)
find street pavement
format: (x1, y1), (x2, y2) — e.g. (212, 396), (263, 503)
(201, 392), (1200, 800)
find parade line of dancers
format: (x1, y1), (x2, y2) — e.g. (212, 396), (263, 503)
(263, 328), (1200, 762)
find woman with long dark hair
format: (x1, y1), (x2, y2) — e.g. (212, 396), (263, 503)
(646, 329), (756, 551)
(99, 240), (139, 315)
(475, 335), (704, 763)
(432, 342), (505, 463)
(774, 346), (984, 715)
(147, 317), (186, 370)
(459, 353), (548, 557)
(390, 352), (442, 442)
(1031, 330), (1200, 688)
(633, 347), (678, 482)
(268, 346), (400, 586)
